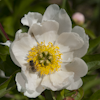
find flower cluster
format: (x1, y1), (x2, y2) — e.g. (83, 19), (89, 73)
(9, 4), (88, 98)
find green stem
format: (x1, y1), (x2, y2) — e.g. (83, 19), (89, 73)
(62, 0), (67, 9)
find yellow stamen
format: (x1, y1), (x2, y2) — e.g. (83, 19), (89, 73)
(27, 41), (62, 76)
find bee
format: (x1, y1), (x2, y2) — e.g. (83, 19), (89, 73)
(29, 60), (36, 72)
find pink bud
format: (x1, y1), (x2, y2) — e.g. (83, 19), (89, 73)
(72, 12), (85, 25)
(64, 97), (74, 100)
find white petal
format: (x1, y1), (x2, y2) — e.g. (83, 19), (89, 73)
(42, 4), (72, 34)
(22, 71), (42, 92)
(21, 12), (42, 26)
(55, 32), (84, 53)
(36, 31), (57, 45)
(62, 52), (73, 63)
(41, 75), (57, 91)
(15, 72), (26, 92)
(10, 33), (37, 67)
(0, 40), (11, 47)
(65, 57), (88, 77)
(50, 71), (74, 90)
(66, 78), (83, 90)
(29, 20), (59, 37)
(24, 84), (45, 98)
(72, 26), (89, 57)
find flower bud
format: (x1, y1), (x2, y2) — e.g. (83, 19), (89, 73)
(72, 12), (85, 25)
(64, 97), (74, 100)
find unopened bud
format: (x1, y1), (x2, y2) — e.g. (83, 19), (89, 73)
(64, 97), (74, 100)
(72, 12), (85, 25)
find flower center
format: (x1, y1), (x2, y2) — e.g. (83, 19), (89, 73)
(27, 42), (62, 76)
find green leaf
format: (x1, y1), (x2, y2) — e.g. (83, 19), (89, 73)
(87, 36), (100, 54)
(82, 75), (97, 84)
(56, 93), (63, 100)
(87, 61), (100, 71)
(44, 90), (53, 100)
(0, 70), (20, 98)
(89, 90), (100, 100)
(85, 29), (96, 39)
(38, 95), (45, 100)
(4, 0), (13, 12)
(83, 79), (100, 92)
(14, 0), (35, 20)
(74, 88), (84, 100)
(3, 16), (15, 37)
(0, 75), (13, 98)
(64, 89), (75, 97)
(0, 45), (9, 61)
(82, 54), (100, 63)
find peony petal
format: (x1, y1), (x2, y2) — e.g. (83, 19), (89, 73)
(24, 84), (45, 98)
(10, 33), (37, 67)
(36, 31), (57, 45)
(15, 72), (26, 92)
(72, 26), (89, 57)
(22, 71), (42, 92)
(62, 52), (73, 63)
(50, 71), (74, 90)
(21, 12), (42, 27)
(41, 75), (57, 91)
(0, 40), (11, 47)
(66, 78), (83, 90)
(29, 20), (59, 37)
(42, 4), (72, 34)
(55, 32), (84, 53)
(65, 57), (88, 78)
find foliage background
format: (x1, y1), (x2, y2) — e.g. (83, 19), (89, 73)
(0, 0), (100, 100)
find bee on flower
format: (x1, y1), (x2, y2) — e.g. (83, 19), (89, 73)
(1, 4), (89, 98)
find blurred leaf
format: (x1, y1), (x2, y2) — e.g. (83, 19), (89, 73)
(85, 29), (96, 39)
(0, 75), (13, 98)
(87, 61), (100, 71)
(74, 88), (84, 100)
(38, 95), (45, 100)
(82, 75), (97, 83)
(0, 45), (9, 61)
(64, 89), (75, 97)
(56, 93), (63, 100)
(0, 70), (20, 98)
(82, 54), (100, 63)
(89, 90), (100, 100)
(44, 90), (53, 100)
(4, 0), (13, 12)
(3, 16), (15, 37)
(14, 0), (35, 20)
(83, 79), (100, 91)
(0, 55), (20, 76)
(87, 36), (100, 54)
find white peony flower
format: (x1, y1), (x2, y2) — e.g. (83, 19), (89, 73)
(9, 4), (89, 98)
